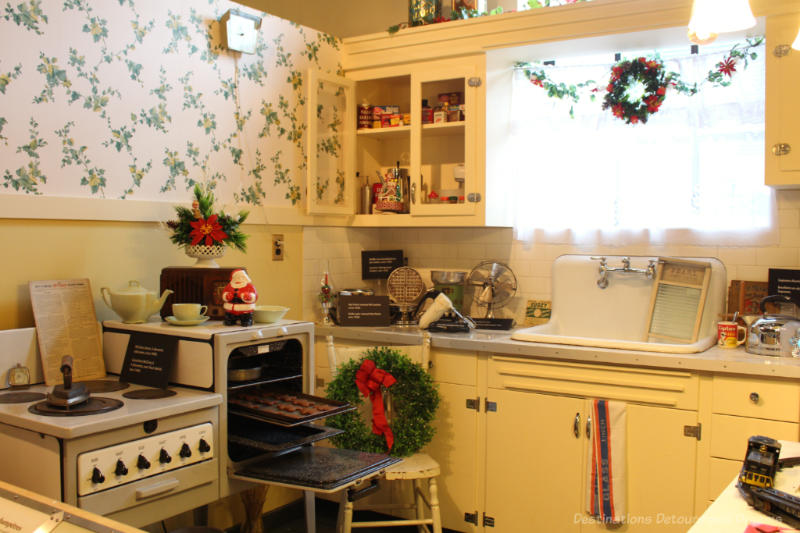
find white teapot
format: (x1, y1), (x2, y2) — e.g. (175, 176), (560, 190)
(101, 280), (173, 323)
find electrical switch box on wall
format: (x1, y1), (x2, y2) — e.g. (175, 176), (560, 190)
(272, 234), (284, 261)
(219, 9), (261, 54)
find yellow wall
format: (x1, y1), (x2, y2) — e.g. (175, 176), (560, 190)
(0, 219), (304, 330)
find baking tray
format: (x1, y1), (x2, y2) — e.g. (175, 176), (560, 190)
(228, 413), (343, 457)
(228, 389), (354, 427)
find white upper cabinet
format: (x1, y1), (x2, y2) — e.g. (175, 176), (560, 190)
(345, 55), (487, 226)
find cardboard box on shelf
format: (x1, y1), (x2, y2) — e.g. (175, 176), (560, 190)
(727, 280), (769, 317)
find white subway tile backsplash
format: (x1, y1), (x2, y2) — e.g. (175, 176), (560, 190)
(717, 247), (757, 266)
(778, 209), (800, 228)
(456, 244), (485, 259)
(302, 194), (800, 322)
(779, 228), (800, 247)
(755, 248), (799, 267)
(737, 265), (771, 281)
(777, 190), (800, 209)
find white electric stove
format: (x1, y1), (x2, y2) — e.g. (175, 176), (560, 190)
(0, 327), (223, 528)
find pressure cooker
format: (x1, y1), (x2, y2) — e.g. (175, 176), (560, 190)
(745, 295), (798, 356)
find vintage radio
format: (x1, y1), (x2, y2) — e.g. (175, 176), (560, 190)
(160, 266), (244, 319)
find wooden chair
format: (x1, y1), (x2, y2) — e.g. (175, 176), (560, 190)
(325, 334), (443, 533)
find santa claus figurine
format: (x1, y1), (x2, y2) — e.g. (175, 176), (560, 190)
(222, 269), (258, 326)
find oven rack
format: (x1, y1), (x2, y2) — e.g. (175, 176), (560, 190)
(228, 413), (344, 457)
(228, 393), (354, 427)
(226, 371), (302, 390)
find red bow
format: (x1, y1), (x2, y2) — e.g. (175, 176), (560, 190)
(354, 359), (396, 450)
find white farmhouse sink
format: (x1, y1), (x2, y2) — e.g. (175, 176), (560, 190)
(511, 255), (727, 353)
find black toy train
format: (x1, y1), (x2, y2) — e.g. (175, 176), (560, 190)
(737, 435), (800, 526)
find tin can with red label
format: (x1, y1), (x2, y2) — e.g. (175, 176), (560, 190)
(358, 102), (373, 129)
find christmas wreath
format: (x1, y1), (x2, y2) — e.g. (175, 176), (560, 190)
(325, 346), (439, 458)
(601, 57), (669, 125)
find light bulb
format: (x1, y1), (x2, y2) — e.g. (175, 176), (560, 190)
(687, 0), (756, 43)
(792, 27), (800, 51)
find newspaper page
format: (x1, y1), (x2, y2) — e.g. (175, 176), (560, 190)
(30, 279), (105, 385)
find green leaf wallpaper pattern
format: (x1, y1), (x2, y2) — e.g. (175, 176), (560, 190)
(0, 0), (344, 209)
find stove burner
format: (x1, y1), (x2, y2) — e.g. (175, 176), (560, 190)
(78, 380), (129, 393)
(123, 388), (176, 400)
(29, 397), (124, 417)
(0, 392), (46, 404)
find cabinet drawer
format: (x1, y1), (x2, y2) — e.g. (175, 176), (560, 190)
(429, 348), (476, 386)
(710, 414), (799, 460)
(712, 375), (800, 422)
(708, 457), (741, 501)
(488, 356), (698, 409)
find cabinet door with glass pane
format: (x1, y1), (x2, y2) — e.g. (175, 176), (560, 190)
(306, 70), (356, 215)
(410, 56), (485, 217)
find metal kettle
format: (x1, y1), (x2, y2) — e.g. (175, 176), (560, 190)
(746, 295), (798, 356)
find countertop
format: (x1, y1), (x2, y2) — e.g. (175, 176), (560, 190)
(316, 324), (800, 379)
(689, 441), (800, 532)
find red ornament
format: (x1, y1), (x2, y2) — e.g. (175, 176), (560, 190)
(530, 76), (544, 88)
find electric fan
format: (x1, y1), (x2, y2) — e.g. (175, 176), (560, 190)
(465, 261), (518, 328)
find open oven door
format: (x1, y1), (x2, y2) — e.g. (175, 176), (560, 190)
(230, 446), (401, 493)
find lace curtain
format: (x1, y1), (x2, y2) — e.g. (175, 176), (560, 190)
(487, 42), (776, 246)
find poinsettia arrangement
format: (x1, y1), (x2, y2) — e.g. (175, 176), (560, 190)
(167, 184), (248, 252)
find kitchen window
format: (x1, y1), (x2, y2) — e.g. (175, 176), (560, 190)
(487, 38), (775, 246)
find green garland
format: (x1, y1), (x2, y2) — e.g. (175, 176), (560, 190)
(325, 346), (439, 458)
(517, 36), (764, 124)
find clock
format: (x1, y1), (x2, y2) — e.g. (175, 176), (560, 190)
(8, 364), (30, 387)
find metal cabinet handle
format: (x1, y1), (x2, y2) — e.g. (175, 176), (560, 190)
(573, 412), (580, 438)
(750, 392), (760, 404)
(586, 416), (592, 439)
(411, 182), (416, 204)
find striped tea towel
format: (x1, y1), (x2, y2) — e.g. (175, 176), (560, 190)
(586, 399), (627, 524)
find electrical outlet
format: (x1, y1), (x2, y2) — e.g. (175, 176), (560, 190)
(272, 234), (284, 261)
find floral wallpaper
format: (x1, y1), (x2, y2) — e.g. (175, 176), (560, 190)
(0, 0), (344, 209)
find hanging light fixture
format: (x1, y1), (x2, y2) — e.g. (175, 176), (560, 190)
(687, 0), (756, 44)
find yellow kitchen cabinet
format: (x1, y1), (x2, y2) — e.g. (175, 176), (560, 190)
(484, 356), (700, 532)
(346, 54), (487, 226)
(704, 374), (800, 502)
(485, 387), (586, 532)
(424, 348), (482, 532)
(766, 12), (800, 187)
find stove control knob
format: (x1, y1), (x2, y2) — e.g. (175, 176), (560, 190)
(137, 455), (151, 470)
(91, 467), (105, 484)
(159, 448), (172, 464)
(179, 443), (192, 458)
(114, 459), (128, 476)
(198, 439), (211, 453)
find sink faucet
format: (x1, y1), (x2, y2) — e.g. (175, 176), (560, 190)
(590, 256), (658, 289)
(591, 256), (610, 289)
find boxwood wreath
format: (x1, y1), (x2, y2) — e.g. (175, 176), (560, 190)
(325, 346), (439, 457)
